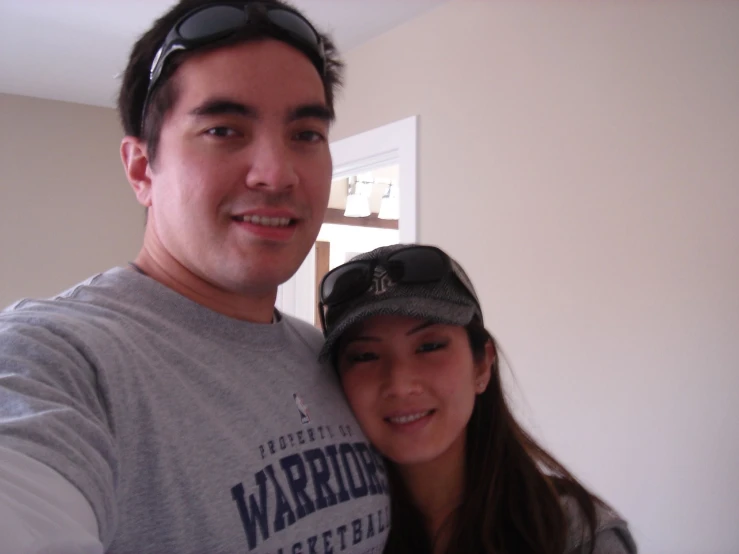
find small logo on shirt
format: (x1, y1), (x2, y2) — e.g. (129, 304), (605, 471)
(293, 393), (310, 424)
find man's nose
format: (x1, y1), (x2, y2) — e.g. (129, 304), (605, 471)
(244, 132), (299, 192)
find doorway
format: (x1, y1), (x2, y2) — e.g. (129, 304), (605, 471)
(276, 116), (418, 324)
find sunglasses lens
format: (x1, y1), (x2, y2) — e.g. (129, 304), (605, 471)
(322, 263), (372, 306)
(387, 247), (447, 283)
(266, 9), (320, 46)
(178, 6), (244, 40)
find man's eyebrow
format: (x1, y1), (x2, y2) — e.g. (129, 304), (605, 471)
(189, 99), (257, 118)
(287, 103), (333, 123)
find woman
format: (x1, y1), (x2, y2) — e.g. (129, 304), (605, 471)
(318, 244), (637, 554)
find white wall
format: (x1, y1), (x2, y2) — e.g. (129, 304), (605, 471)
(0, 94), (142, 307)
(333, 2), (739, 552)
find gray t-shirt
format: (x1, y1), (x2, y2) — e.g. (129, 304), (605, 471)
(0, 268), (389, 553)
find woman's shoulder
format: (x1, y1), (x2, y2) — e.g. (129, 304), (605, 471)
(561, 495), (638, 554)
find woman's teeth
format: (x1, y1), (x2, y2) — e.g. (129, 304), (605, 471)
(387, 411), (432, 424)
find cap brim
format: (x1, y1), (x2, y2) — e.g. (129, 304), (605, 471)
(319, 296), (477, 362)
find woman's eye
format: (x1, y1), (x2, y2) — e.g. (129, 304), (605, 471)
(352, 351), (378, 362)
(294, 130), (325, 143)
(338, 351), (378, 374)
(417, 341), (447, 354)
(345, 351), (378, 364)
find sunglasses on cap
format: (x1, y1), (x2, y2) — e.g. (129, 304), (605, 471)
(142, 2), (326, 122)
(318, 245), (480, 335)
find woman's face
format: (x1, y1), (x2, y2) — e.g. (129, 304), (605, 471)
(337, 315), (493, 470)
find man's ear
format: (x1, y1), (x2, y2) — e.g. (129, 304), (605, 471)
(121, 136), (153, 207)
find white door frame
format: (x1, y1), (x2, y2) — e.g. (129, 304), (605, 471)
(276, 115), (419, 321)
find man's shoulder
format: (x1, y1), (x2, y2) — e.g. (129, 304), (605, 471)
(0, 267), (142, 335)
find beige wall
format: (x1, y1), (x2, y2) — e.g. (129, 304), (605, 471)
(333, 2), (739, 553)
(0, 94), (142, 307)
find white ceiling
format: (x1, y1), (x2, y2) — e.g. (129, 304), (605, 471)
(0, 0), (447, 108)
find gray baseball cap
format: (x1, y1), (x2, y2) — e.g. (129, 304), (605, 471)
(319, 244), (483, 362)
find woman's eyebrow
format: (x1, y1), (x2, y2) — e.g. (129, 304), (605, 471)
(343, 335), (381, 346)
(406, 321), (437, 336)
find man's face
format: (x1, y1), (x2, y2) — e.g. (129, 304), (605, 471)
(140, 39), (332, 297)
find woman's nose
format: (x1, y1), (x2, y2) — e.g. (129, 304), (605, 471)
(380, 360), (422, 399)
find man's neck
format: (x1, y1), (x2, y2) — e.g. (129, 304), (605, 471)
(132, 249), (277, 323)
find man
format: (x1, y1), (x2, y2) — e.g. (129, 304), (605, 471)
(0, 1), (390, 552)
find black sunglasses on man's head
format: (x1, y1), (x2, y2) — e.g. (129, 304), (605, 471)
(142, 2), (326, 123)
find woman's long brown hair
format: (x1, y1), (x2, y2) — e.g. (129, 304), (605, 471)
(382, 318), (599, 554)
